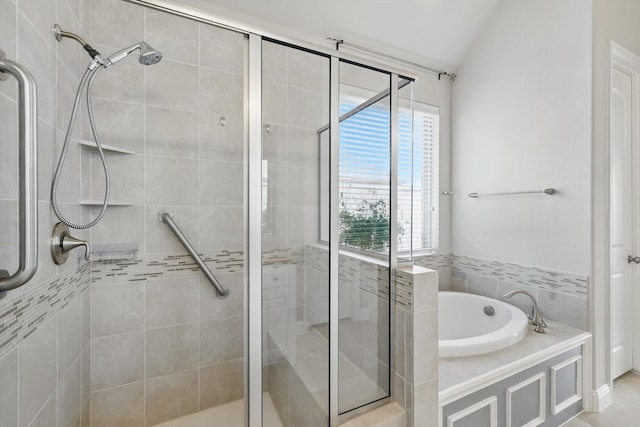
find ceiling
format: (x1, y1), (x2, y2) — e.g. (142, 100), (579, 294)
(167, 0), (505, 72)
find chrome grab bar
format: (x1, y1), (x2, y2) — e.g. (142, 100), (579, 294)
(158, 211), (229, 299)
(469, 188), (556, 198)
(0, 50), (38, 297)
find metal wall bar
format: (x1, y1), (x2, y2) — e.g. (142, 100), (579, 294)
(389, 73), (399, 401)
(468, 188), (556, 198)
(0, 50), (38, 297)
(317, 77), (413, 133)
(328, 38), (457, 81)
(158, 212), (228, 298)
(329, 55), (340, 426)
(247, 33), (263, 427)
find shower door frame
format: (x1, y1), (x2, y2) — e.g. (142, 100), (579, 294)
(125, 2), (415, 425)
(329, 63), (401, 421)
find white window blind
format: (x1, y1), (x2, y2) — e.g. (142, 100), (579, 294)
(338, 96), (439, 254)
(338, 96), (391, 253)
(398, 102), (440, 253)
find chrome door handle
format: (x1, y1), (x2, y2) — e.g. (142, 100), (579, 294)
(628, 255), (640, 264)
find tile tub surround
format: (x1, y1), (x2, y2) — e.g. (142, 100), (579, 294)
(439, 322), (589, 395)
(394, 265), (439, 427)
(439, 324), (591, 427)
(413, 254), (590, 330)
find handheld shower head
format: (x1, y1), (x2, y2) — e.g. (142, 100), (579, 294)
(138, 41), (163, 65)
(106, 42), (163, 67)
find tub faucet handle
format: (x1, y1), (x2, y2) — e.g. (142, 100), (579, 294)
(503, 289), (547, 334)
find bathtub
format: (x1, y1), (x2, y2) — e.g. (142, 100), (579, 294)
(439, 291), (528, 358)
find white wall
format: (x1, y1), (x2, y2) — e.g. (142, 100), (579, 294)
(451, 0), (592, 275)
(0, 0), (92, 425)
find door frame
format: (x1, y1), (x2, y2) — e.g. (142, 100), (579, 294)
(609, 42), (640, 378)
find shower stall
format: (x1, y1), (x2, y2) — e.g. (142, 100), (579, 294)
(0, 1), (417, 426)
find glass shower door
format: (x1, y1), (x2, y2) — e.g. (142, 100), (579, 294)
(261, 40), (331, 427)
(337, 61), (392, 414)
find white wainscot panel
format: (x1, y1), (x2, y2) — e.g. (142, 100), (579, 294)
(506, 372), (545, 427)
(551, 354), (583, 415)
(447, 396), (497, 427)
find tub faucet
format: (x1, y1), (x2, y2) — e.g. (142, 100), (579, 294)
(503, 290), (547, 333)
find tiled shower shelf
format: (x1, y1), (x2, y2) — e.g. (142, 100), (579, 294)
(78, 140), (136, 154)
(78, 200), (132, 206)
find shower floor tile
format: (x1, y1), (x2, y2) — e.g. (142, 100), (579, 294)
(153, 393), (283, 427)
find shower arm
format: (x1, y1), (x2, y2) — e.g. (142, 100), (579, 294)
(54, 24), (102, 61)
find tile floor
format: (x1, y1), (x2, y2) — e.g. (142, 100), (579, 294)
(564, 372), (640, 427)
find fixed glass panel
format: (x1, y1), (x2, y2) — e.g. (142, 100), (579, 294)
(69, 9), (250, 426)
(261, 40), (330, 426)
(338, 61), (391, 414)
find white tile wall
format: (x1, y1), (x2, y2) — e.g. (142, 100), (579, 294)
(88, 253), (248, 425)
(0, 0), (92, 425)
(393, 266), (439, 427)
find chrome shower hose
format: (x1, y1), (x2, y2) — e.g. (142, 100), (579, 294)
(51, 65), (110, 229)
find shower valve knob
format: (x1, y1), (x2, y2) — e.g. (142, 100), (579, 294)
(628, 255), (640, 264)
(51, 223), (90, 265)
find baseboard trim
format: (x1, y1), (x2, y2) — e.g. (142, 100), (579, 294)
(591, 384), (612, 412)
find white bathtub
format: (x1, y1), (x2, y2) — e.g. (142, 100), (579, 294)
(439, 291), (528, 358)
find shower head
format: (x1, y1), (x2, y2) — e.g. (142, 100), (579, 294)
(138, 42), (163, 65)
(105, 41), (163, 67)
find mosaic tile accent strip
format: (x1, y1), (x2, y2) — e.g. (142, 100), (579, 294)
(339, 254), (390, 301)
(0, 263), (90, 358)
(413, 253), (452, 271)
(452, 255), (589, 298)
(306, 245), (328, 273)
(92, 251), (243, 284)
(395, 269), (413, 309)
(306, 245), (391, 300)
(91, 248), (303, 285)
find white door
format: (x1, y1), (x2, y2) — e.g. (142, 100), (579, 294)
(610, 53), (638, 379)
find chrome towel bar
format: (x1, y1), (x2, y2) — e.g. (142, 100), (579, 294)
(469, 188), (556, 198)
(158, 211), (229, 299)
(0, 50), (38, 297)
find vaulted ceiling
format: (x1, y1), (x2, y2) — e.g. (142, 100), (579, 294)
(167, 0), (504, 71)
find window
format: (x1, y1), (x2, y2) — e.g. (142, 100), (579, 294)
(398, 101), (440, 254)
(319, 91), (440, 256)
(338, 95), (391, 254)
